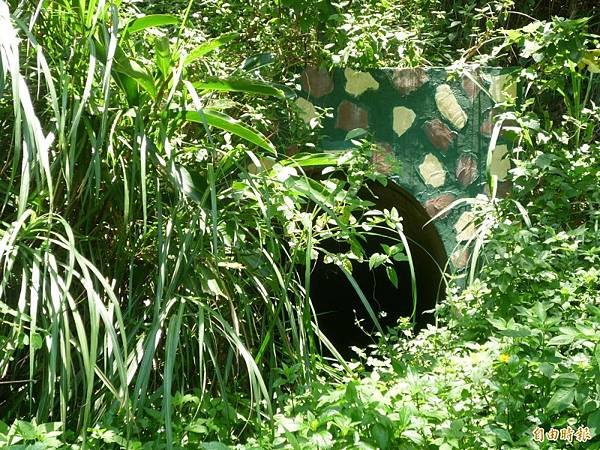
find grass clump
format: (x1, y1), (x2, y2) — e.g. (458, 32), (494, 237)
(0, 0), (599, 449)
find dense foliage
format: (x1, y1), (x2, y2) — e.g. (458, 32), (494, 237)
(0, 0), (599, 449)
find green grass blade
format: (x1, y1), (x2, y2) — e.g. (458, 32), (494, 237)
(183, 32), (239, 66)
(192, 78), (287, 98)
(125, 14), (179, 35)
(340, 267), (384, 336)
(163, 301), (184, 450)
(185, 109), (276, 154)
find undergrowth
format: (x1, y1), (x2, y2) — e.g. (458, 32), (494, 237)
(0, 0), (599, 449)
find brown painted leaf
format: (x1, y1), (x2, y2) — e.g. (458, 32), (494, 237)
(423, 193), (456, 219)
(336, 100), (368, 131)
(456, 154), (479, 187)
(300, 66), (334, 98)
(424, 119), (455, 151)
(389, 68), (428, 96)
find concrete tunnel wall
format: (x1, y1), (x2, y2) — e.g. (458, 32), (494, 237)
(292, 66), (517, 354)
(294, 66), (516, 271)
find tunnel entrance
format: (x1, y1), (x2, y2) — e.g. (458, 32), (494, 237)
(309, 180), (448, 359)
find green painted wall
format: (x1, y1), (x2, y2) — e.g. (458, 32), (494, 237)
(295, 66), (515, 270)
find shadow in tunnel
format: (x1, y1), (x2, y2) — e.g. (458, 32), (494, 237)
(309, 180), (448, 359)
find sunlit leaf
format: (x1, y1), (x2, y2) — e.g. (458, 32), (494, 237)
(167, 160), (201, 203)
(193, 77), (289, 98)
(546, 388), (575, 414)
(126, 14), (179, 34)
(185, 109), (275, 154)
(184, 32), (239, 66)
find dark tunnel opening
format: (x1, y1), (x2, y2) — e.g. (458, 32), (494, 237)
(309, 180), (448, 359)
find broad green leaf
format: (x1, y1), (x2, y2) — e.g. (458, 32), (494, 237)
(588, 409), (600, 435)
(345, 381), (358, 402)
(558, 326), (581, 336)
(372, 423), (389, 449)
(533, 301), (546, 322)
(155, 36), (172, 78)
(548, 334), (576, 345)
(392, 252), (408, 262)
(490, 426), (512, 443)
(540, 362), (554, 378)
(546, 388), (575, 414)
(534, 153), (556, 169)
(15, 420), (36, 440)
(499, 328), (531, 338)
(520, 39), (543, 59)
(487, 317), (507, 330)
(554, 372), (579, 387)
(192, 78), (288, 98)
(112, 56), (156, 98)
(278, 416), (302, 433)
(185, 110), (275, 154)
(36, 422), (62, 435)
(575, 323), (596, 338)
(522, 20), (543, 33)
(113, 72), (140, 106)
(503, 29), (523, 41)
(94, 39), (156, 98)
(580, 49), (600, 73)
(241, 52), (274, 70)
(402, 429), (424, 445)
(309, 430), (333, 448)
(369, 253), (388, 270)
(30, 332), (42, 350)
(284, 177), (333, 206)
(126, 14), (179, 34)
(185, 421), (208, 434)
(345, 128), (367, 140)
(201, 443), (232, 450)
(184, 32), (239, 66)
(173, 393), (200, 406)
(386, 266), (398, 288)
(167, 161), (201, 203)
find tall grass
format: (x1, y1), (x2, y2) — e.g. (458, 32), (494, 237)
(0, 1), (413, 445)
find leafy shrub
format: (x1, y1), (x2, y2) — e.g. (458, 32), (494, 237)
(2, 0), (600, 449)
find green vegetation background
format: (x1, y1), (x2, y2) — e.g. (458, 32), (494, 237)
(0, 0), (599, 449)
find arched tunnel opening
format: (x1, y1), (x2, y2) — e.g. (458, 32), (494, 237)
(309, 180), (448, 359)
